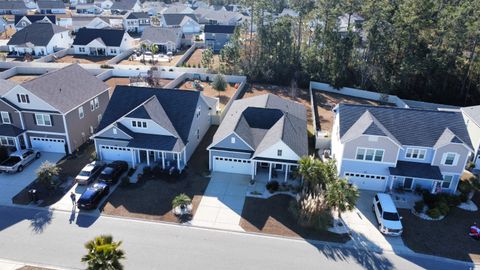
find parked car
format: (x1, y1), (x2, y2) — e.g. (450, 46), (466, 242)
(75, 161), (105, 185)
(0, 149), (40, 173)
(373, 193), (403, 236)
(77, 182), (110, 210)
(98, 161), (128, 184)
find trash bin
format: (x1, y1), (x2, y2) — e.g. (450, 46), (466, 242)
(28, 189), (37, 203)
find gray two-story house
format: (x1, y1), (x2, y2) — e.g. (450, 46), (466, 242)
(0, 64), (109, 155)
(92, 86), (216, 171)
(331, 104), (473, 194)
(204, 24), (235, 53)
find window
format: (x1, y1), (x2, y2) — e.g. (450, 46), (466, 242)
(112, 128), (117, 135)
(355, 148), (384, 162)
(406, 148), (426, 160)
(90, 100), (95, 111)
(94, 97), (99, 109)
(132, 120), (147, 128)
(442, 175), (453, 189)
(1, 111), (10, 124)
(0, 136), (15, 146)
(110, 48), (117, 54)
(196, 129), (199, 140)
(79, 47), (85, 53)
(442, 152), (458, 166)
(196, 106), (201, 118)
(17, 94), (30, 104)
(277, 149), (282, 156)
(78, 106), (84, 119)
(231, 137), (235, 144)
(35, 114), (52, 126)
(97, 113), (102, 123)
(132, 121), (136, 127)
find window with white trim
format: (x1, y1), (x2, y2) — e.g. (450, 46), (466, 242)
(277, 149), (282, 156)
(196, 129), (199, 140)
(442, 152), (458, 166)
(78, 106), (84, 119)
(79, 47), (85, 52)
(110, 48), (117, 54)
(90, 100), (95, 111)
(356, 148), (384, 162)
(442, 175), (453, 189)
(17, 94), (30, 104)
(1, 111), (10, 124)
(35, 114), (52, 126)
(405, 148), (426, 160)
(94, 97), (99, 109)
(0, 136), (15, 146)
(131, 120), (147, 128)
(97, 113), (102, 123)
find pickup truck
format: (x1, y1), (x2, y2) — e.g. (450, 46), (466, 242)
(0, 149), (41, 173)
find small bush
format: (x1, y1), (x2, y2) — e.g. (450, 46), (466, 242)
(422, 192), (437, 209)
(127, 167), (136, 176)
(467, 161), (476, 170)
(446, 194), (461, 207)
(266, 181), (279, 192)
(100, 64), (114, 69)
(438, 202), (450, 216)
(426, 208), (441, 219)
(143, 166), (151, 176)
(414, 200), (425, 213)
(121, 176), (130, 187)
(152, 165), (163, 177)
(458, 180), (473, 194)
(460, 193), (469, 203)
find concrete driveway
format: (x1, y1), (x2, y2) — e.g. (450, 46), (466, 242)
(342, 191), (411, 253)
(0, 152), (64, 205)
(192, 172), (249, 231)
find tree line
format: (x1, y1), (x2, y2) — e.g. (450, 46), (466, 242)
(219, 0), (480, 106)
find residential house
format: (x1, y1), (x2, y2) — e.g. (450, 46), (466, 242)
(7, 21), (72, 57)
(14, 15), (56, 30)
(338, 13), (364, 33)
(0, 64), (109, 154)
(331, 104), (474, 194)
(141, 26), (181, 53)
(207, 94), (308, 181)
(461, 105), (480, 171)
(111, 0), (142, 14)
(161, 13), (200, 45)
(37, 0), (66, 14)
(162, 4), (194, 15)
(76, 4), (103, 14)
(73, 28), (134, 56)
(0, 0), (28, 15)
(72, 16), (116, 31)
(96, 0), (113, 10)
(204, 24), (235, 52)
(123, 12), (150, 33)
(92, 86), (216, 170)
(84, 17), (112, 29)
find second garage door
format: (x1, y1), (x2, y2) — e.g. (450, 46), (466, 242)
(344, 172), (387, 191)
(100, 145), (132, 162)
(30, 137), (65, 153)
(212, 156), (252, 175)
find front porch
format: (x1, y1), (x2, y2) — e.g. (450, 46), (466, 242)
(88, 47), (106, 56)
(0, 125), (28, 152)
(251, 159), (300, 182)
(131, 148), (186, 172)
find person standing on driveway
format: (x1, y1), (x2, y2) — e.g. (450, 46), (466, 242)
(70, 192), (76, 207)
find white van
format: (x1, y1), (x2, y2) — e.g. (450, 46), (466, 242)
(373, 193), (403, 236)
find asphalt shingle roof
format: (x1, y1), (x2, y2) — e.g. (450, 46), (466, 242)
(141, 26), (180, 44)
(162, 13), (197, 25)
(7, 21), (68, 46)
(14, 15), (56, 25)
(0, 79), (17, 96)
(111, 0), (137, 10)
(37, 0), (65, 9)
(0, 124), (24, 137)
(338, 104), (473, 149)
(126, 12), (149, 19)
(389, 161), (443, 180)
(462, 105), (480, 127)
(204, 24), (235, 34)
(73, 28), (126, 47)
(0, 0), (27, 10)
(21, 64), (109, 114)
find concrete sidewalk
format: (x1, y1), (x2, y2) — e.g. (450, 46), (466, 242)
(0, 258), (69, 270)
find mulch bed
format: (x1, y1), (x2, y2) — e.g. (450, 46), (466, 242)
(240, 194), (351, 243)
(399, 193), (480, 263)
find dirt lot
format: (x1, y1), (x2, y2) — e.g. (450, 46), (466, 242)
(185, 48), (221, 69)
(399, 193), (480, 263)
(313, 91), (388, 133)
(0, 27), (15, 40)
(102, 127), (216, 223)
(54, 55), (113, 64)
(178, 80), (238, 109)
(7, 75), (39, 83)
(240, 195), (350, 243)
(104, 77), (173, 95)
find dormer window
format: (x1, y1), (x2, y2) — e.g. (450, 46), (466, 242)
(17, 94), (30, 104)
(132, 120), (147, 128)
(277, 150), (282, 156)
(231, 137), (235, 143)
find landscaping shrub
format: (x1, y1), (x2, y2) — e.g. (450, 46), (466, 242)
(266, 181), (279, 192)
(100, 64), (114, 69)
(127, 168), (136, 177)
(458, 180), (473, 194)
(414, 200), (425, 213)
(426, 208), (441, 219)
(422, 192), (437, 209)
(438, 202), (450, 216)
(143, 166), (151, 176)
(120, 176), (130, 187)
(446, 194), (461, 207)
(152, 165), (163, 178)
(460, 193), (468, 203)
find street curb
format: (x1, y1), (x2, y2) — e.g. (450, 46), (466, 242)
(0, 257), (79, 270)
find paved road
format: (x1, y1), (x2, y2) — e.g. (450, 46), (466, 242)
(0, 206), (473, 270)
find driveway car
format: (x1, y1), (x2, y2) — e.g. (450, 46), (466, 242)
(0, 149), (40, 173)
(97, 161), (128, 184)
(75, 161), (105, 185)
(373, 193), (403, 236)
(77, 181), (110, 210)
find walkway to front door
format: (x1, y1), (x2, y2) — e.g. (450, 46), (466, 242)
(191, 172), (249, 231)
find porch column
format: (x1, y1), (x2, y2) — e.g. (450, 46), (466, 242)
(208, 150), (212, 171)
(23, 133), (29, 148)
(251, 160), (255, 180)
(161, 152), (165, 169)
(284, 164), (289, 182)
(183, 148), (187, 166)
(389, 176), (395, 192)
(137, 149), (140, 164)
(146, 150), (150, 166)
(268, 163), (272, 181)
(131, 149), (136, 167)
(94, 140), (99, 160)
(254, 161), (257, 176)
(14, 137), (20, 151)
(177, 152), (180, 170)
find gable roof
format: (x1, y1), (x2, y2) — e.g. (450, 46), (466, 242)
(141, 26), (181, 44)
(20, 64), (109, 114)
(97, 86), (201, 144)
(73, 28), (127, 47)
(0, 124), (24, 137)
(7, 21), (68, 46)
(126, 11), (149, 19)
(37, 0), (65, 9)
(204, 24), (235, 34)
(111, 0), (138, 11)
(338, 104), (474, 150)
(0, 79), (18, 96)
(461, 105), (480, 127)
(162, 13), (197, 26)
(0, 0), (27, 10)
(210, 94), (307, 158)
(14, 15), (56, 25)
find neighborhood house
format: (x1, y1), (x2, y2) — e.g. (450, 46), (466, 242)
(73, 28), (134, 56)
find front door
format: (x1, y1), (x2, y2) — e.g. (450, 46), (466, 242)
(139, 150), (147, 164)
(403, 178), (414, 190)
(19, 135), (26, 150)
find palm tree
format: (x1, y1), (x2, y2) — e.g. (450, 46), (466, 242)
(141, 43), (148, 64)
(172, 193), (192, 210)
(325, 178), (359, 218)
(81, 235), (125, 270)
(150, 44), (159, 65)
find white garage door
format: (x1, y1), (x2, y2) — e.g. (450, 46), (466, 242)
(30, 137), (65, 153)
(213, 156), (252, 175)
(345, 172), (387, 191)
(100, 145), (132, 162)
